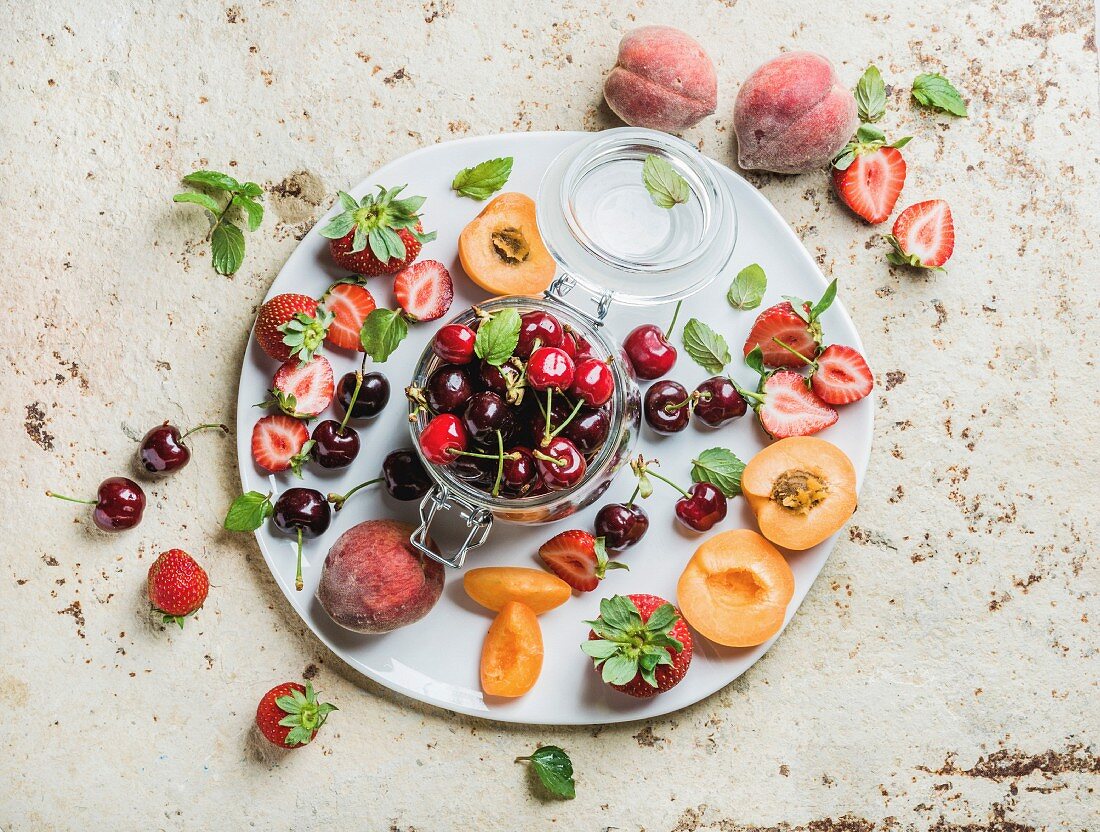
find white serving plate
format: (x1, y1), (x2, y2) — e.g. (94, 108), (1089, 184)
(236, 131), (873, 725)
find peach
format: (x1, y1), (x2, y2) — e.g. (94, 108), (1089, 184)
(458, 193), (555, 297)
(480, 601), (543, 697)
(603, 26), (717, 132)
(742, 437), (857, 550)
(733, 51), (858, 173)
(677, 529), (795, 647)
(463, 567), (571, 615)
(316, 519), (444, 633)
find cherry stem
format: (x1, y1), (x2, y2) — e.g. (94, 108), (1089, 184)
(338, 371), (363, 434)
(626, 484), (641, 508)
(663, 392), (698, 414)
(447, 448), (520, 462)
(543, 388), (553, 446)
(180, 423), (229, 440)
(532, 450), (567, 467)
(771, 336), (817, 367)
(643, 468), (689, 498)
(547, 398), (585, 441)
(491, 430), (505, 498)
(665, 299), (683, 340)
(294, 527), (304, 592)
(328, 476), (383, 511)
(45, 491), (96, 505)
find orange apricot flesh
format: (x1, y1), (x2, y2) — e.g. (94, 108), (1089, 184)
(463, 567), (571, 615)
(458, 193), (555, 296)
(742, 436), (857, 551)
(677, 529), (795, 647)
(480, 601), (543, 697)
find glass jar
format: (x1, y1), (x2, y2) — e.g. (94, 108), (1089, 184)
(408, 128), (737, 568)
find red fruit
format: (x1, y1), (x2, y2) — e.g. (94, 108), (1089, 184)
(393, 260), (454, 322)
(433, 323), (477, 364)
(583, 594), (692, 698)
(147, 549), (209, 628)
(743, 303), (817, 368)
(320, 186), (435, 276)
(811, 344), (873, 405)
(538, 530), (625, 593)
(266, 356), (335, 418)
(526, 347), (575, 392)
(885, 199), (955, 270)
(569, 358), (614, 407)
(321, 283), (376, 351)
(251, 414), (310, 473)
(419, 413), (468, 464)
(623, 324), (677, 379)
(832, 146), (907, 224)
(535, 436), (587, 490)
(752, 371), (839, 439)
(255, 681), (337, 748)
(255, 293), (330, 363)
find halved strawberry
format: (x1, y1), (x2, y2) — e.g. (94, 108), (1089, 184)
(538, 531), (627, 592)
(811, 345), (873, 405)
(321, 282), (376, 351)
(832, 146), (907, 224)
(251, 414), (309, 473)
(254, 293), (330, 363)
(743, 279), (837, 368)
(885, 199), (955, 270)
(262, 356), (334, 418)
(754, 371), (838, 438)
(393, 260), (454, 322)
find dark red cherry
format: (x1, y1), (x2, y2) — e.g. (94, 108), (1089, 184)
(563, 407), (610, 453)
(500, 446), (538, 496)
(623, 324), (677, 380)
(433, 323), (477, 364)
(382, 449), (433, 501)
(535, 437), (586, 490)
(463, 391), (517, 447)
(526, 347), (575, 392)
(594, 502), (649, 552)
(426, 365), (473, 413)
(693, 376), (747, 428)
(272, 487), (331, 591)
(336, 371), (390, 420)
(674, 482), (728, 532)
(310, 420), (360, 469)
(644, 380), (691, 433)
(419, 413), (468, 464)
(47, 477), (146, 532)
(138, 421), (226, 474)
(569, 357), (614, 407)
(516, 311), (564, 357)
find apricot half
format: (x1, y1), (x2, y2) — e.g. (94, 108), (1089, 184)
(742, 437), (857, 551)
(458, 193), (555, 296)
(480, 601), (543, 697)
(677, 529), (795, 647)
(463, 567), (570, 615)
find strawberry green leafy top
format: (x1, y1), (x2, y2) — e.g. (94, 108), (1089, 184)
(581, 595), (684, 688)
(276, 682), (337, 747)
(319, 185), (436, 264)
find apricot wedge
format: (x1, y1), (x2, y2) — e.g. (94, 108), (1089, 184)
(464, 567), (571, 615)
(458, 193), (555, 296)
(480, 601), (543, 697)
(742, 437), (856, 551)
(677, 529), (795, 647)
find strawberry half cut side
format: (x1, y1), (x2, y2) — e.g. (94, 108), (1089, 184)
(884, 199), (955, 270)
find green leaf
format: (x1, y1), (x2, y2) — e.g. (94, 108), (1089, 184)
(211, 222), (245, 275)
(682, 318), (731, 374)
(727, 263), (767, 311)
(580, 639), (621, 660)
(319, 212), (356, 240)
(182, 170), (239, 192)
(223, 491), (272, 531)
(233, 195), (264, 232)
(811, 279), (838, 318)
(691, 447), (747, 498)
(173, 191), (221, 216)
(240, 182), (264, 198)
(855, 65), (887, 123)
(641, 154), (690, 209)
(601, 653), (640, 686)
(474, 308), (521, 366)
(745, 345), (766, 377)
(912, 73), (968, 117)
(359, 308), (408, 362)
(855, 123), (886, 144)
(891, 136), (913, 149)
(516, 746), (575, 800)
(642, 603), (679, 635)
(593, 595), (642, 636)
(452, 157), (513, 200)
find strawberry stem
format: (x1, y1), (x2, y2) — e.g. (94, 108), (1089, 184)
(45, 491), (96, 505)
(180, 423), (229, 440)
(770, 337), (817, 368)
(665, 299), (683, 339)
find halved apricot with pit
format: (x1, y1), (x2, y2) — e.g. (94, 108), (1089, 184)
(480, 601), (543, 697)
(463, 567), (571, 615)
(458, 193), (556, 296)
(742, 437), (857, 551)
(677, 529), (795, 647)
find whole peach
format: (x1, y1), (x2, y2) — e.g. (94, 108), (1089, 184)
(604, 26), (717, 132)
(733, 51), (858, 174)
(316, 519), (444, 634)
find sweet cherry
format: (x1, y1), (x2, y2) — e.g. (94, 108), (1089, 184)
(500, 446), (538, 496)
(272, 487), (331, 591)
(426, 365), (474, 413)
(534, 437), (586, 490)
(569, 357), (614, 407)
(138, 421), (227, 474)
(419, 413), (468, 464)
(433, 323), (477, 364)
(526, 347), (575, 392)
(313, 372), (363, 468)
(516, 311), (564, 358)
(673, 482), (728, 532)
(623, 300), (681, 380)
(382, 449), (432, 502)
(47, 477), (146, 532)
(594, 502), (650, 552)
(644, 380), (691, 433)
(693, 376), (747, 428)
(563, 407), (610, 453)
(336, 370), (389, 420)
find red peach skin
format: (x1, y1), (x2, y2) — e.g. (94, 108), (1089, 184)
(733, 51), (858, 173)
(604, 26), (717, 132)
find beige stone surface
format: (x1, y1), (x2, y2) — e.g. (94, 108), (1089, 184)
(3, 1), (1098, 830)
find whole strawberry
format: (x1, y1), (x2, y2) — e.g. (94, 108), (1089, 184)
(582, 594), (693, 698)
(255, 682), (337, 748)
(320, 186), (436, 276)
(254, 293), (333, 363)
(147, 549), (209, 628)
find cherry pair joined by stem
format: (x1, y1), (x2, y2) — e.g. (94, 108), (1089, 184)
(47, 477), (147, 532)
(138, 422), (227, 474)
(632, 458), (728, 532)
(327, 449), (433, 512)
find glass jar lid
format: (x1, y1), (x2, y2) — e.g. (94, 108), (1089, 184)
(537, 127), (737, 309)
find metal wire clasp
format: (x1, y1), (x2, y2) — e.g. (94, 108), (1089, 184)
(409, 486), (494, 568)
(544, 274), (612, 326)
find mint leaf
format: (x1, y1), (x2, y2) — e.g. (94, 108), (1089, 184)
(641, 155), (689, 209)
(182, 170), (239, 191)
(173, 191), (221, 216)
(516, 746), (575, 800)
(224, 491), (272, 531)
(474, 308), (521, 366)
(239, 182), (263, 198)
(855, 65), (887, 123)
(682, 318), (730, 374)
(452, 157), (513, 200)
(727, 263), (767, 311)
(233, 194), (264, 232)
(211, 222), (245, 275)
(360, 308), (408, 362)
(912, 73), (968, 117)
(691, 447), (746, 498)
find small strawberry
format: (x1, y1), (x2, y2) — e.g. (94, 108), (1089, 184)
(743, 279), (837, 367)
(831, 124), (911, 224)
(260, 356), (335, 418)
(738, 347), (839, 439)
(147, 549), (209, 628)
(884, 199), (955, 271)
(393, 260), (454, 322)
(251, 414), (311, 474)
(255, 681), (337, 748)
(582, 594), (692, 698)
(768, 340), (874, 405)
(321, 282), (376, 351)
(254, 293), (332, 363)
(538, 531), (628, 593)
(319, 186), (436, 276)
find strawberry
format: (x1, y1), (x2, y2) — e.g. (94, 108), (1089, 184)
(393, 260), (454, 322)
(251, 414), (310, 474)
(743, 279), (837, 367)
(319, 186), (436, 276)
(255, 681), (337, 748)
(832, 146), (907, 224)
(885, 199), (955, 270)
(810, 345), (874, 405)
(254, 293), (332, 363)
(321, 282), (376, 351)
(147, 549), (209, 628)
(582, 594), (693, 698)
(538, 531), (627, 592)
(261, 356), (334, 418)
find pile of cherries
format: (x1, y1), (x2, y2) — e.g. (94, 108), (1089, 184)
(414, 309), (615, 498)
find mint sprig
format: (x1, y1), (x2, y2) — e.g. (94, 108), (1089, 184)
(912, 73), (968, 117)
(641, 155), (690, 209)
(474, 308), (521, 366)
(690, 448), (746, 498)
(174, 170), (264, 275)
(360, 308), (408, 362)
(452, 157), (513, 200)
(855, 65), (887, 123)
(727, 263), (767, 311)
(224, 491), (273, 532)
(516, 746), (575, 800)
(682, 318), (731, 374)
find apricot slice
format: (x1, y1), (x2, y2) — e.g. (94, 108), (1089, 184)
(458, 193), (555, 296)
(677, 529), (795, 647)
(480, 601), (543, 697)
(742, 437), (857, 551)
(464, 567), (571, 615)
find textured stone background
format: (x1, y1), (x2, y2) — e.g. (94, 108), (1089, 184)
(3, 1), (1097, 830)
